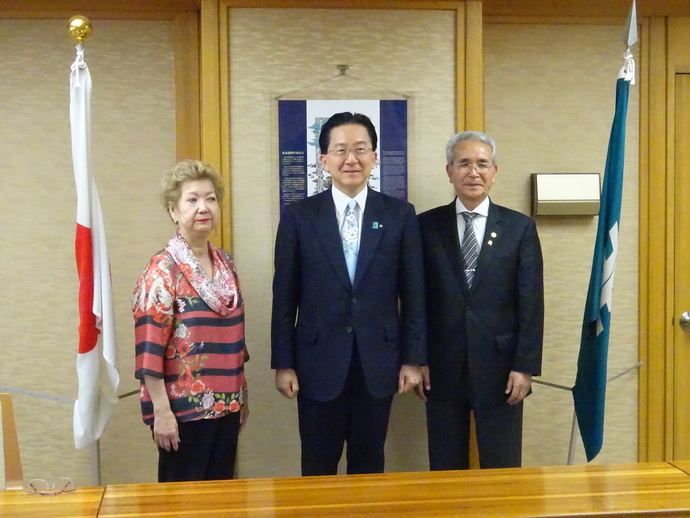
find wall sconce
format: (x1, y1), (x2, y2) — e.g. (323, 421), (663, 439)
(530, 173), (600, 216)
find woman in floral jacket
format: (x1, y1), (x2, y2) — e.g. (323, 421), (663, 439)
(133, 160), (248, 482)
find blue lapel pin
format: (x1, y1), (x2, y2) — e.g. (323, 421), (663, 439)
(372, 222), (380, 229)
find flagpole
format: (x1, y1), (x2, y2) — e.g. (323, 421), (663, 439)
(567, 412), (578, 465)
(69, 14), (98, 487)
(570, 0), (637, 464)
(69, 14), (120, 486)
(92, 441), (101, 486)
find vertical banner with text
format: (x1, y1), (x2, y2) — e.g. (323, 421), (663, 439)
(278, 100), (407, 209)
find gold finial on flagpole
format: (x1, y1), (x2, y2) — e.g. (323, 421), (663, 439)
(68, 15), (92, 44)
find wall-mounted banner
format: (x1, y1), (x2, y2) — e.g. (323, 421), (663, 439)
(278, 99), (408, 209)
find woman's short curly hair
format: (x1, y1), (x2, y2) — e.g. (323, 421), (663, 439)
(160, 160), (225, 213)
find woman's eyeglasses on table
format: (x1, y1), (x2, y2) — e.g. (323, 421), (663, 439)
(24, 478), (75, 496)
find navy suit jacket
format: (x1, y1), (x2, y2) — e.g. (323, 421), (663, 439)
(271, 188), (426, 401)
(418, 199), (544, 407)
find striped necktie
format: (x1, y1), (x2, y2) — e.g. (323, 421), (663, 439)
(461, 212), (478, 287)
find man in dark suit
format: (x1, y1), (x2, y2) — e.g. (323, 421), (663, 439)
(271, 112), (426, 476)
(418, 131), (544, 470)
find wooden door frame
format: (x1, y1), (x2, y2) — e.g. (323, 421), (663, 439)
(638, 16), (667, 463)
(670, 73), (690, 459)
(641, 17), (690, 462)
(199, 0), (484, 250)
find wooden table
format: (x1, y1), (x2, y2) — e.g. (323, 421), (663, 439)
(97, 462), (690, 517)
(3, 463), (690, 517)
(671, 460), (690, 474)
(0, 486), (105, 518)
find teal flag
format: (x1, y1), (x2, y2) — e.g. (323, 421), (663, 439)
(572, 77), (630, 462)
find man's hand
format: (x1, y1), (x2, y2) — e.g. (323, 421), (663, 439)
(413, 365), (431, 402)
(505, 370), (532, 405)
(275, 368), (299, 399)
(398, 364), (422, 394)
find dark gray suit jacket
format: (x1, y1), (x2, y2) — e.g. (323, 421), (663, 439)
(418, 199), (544, 407)
(271, 188), (426, 401)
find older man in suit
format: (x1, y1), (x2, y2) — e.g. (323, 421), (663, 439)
(271, 112), (426, 476)
(418, 131), (544, 470)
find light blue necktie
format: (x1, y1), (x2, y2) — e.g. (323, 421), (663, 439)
(342, 199), (360, 284)
(461, 212), (479, 287)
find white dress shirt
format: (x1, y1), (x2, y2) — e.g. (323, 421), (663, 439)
(455, 196), (490, 252)
(332, 186), (368, 248)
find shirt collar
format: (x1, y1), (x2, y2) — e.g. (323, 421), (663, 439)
(455, 196), (490, 217)
(332, 185), (368, 215)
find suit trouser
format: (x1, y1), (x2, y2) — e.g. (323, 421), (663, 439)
(426, 390), (523, 470)
(156, 410), (241, 482)
(297, 344), (394, 476)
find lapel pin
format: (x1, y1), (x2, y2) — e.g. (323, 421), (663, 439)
(491, 232), (497, 238)
(372, 222), (381, 229)
(487, 240), (493, 246)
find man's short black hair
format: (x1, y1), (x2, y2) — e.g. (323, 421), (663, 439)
(318, 112), (378, 153)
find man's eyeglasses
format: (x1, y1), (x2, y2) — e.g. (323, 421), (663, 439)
(25, 478), (75, 496)
(326, 147), (373, 158)
(452, 161), (494, 173)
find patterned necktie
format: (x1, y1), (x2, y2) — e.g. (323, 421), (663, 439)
(461, 212), (479, 288)
(342, 199), (360, 284)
